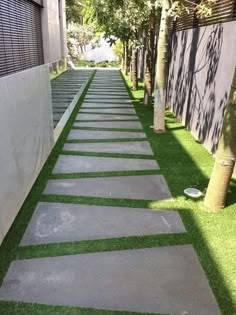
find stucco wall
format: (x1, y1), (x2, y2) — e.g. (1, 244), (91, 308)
(167, 21), (236, 153)
(0, 65), (54, 245)
(42, 0), (67, 63)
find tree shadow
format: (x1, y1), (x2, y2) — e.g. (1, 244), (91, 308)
(132, 94), (236, 313)
(167, 24), (228, 153)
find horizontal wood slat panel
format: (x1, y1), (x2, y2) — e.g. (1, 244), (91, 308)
(175, 0), (236, 31)
(0, 0), (44, 78)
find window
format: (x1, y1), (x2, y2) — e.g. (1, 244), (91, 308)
(0, 0), (44, 78)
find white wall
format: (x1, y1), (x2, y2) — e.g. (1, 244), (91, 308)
(42, 0), (67, 63)
(0, 65), (54, 244)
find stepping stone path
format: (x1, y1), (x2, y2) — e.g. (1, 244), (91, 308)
(0, 70), (220, 315)
(51, 70), (93, 128)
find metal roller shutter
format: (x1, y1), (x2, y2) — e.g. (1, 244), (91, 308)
(0, 0), (44, 78)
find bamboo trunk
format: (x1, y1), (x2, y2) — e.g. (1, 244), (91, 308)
(204, 68), (236, 211)
(144, 0), (156, 106)
(153, 0), (171, 133)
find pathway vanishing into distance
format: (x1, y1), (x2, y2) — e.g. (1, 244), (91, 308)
(0, 70), (220, 315)
(51, 69), (93, 127)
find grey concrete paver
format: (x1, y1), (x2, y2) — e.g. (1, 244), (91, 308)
(43, 175), (171, 200)
(76, 114), (138, 121)
(63, 141), (152, 155)
(20, 203), (185, 245)
(80, 108), (136, 114)
(81, 102), (133, 108)
(0, 247), (220, 315)
(85, 95), (129, 99)
(68, 129), (146, 140)
(73, 121), (143, 129)
(52, 155), (159, 174)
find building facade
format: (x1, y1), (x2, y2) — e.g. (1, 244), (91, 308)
(0, 0), (67, 244)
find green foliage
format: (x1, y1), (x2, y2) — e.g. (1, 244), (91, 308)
(112, 40), (124, 62)
(66, 0), (84, 24)
(67, 23), (95, 59)
(168, 0), (217, 19)
(84, 0), (150, 47)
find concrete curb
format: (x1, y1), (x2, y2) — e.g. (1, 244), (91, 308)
(53, 71), (95, 143)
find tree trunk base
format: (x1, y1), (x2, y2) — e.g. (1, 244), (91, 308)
(204, 156), (235, 211)
(153, 129), (165, 134)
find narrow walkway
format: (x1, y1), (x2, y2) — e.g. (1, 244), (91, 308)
(51, 69), (93, 127)
(0, 70), (220, 315)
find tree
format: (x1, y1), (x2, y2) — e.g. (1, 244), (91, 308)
(67, 23), (95, 59)
(144, 0), (159, 105)
(84, 0), (149, 89)
(66, 0), (84, 25)
(204, 68), (236, 211)
(153, 0), (216, 133)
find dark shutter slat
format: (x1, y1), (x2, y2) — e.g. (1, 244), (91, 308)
(0, 0), (44, 78)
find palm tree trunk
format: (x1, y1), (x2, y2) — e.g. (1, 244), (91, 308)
(204, 68), (236, 211)
(131, 48), (138, 90)
(122, 41), (125, 71)
(125, 41), (130, 75)
(139, 30), (147, 82)
(144, 0), (156, 106)
(153, 0), (172, 133)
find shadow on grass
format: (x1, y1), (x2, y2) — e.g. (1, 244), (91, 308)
(122, 72), (236, 315)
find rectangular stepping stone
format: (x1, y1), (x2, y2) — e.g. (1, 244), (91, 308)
(82, 102), (132, 108)
(53, 105), (68, 110)
(52, 98), (74, 102)
(89, 85), (125, 88)
(92, 79), (123, 82)
(52, 101), (70, 106)
(64, 141), (153, 155)
(0, 246), (220, 315)
(53, 108), (65, 113)
(84, 99), (133, 104)
(88, 88), (127, 92)
(76, 114), (138, 121)
(43, 175), (171, 200)
(52, 155), (158, 174)
(80, 108), (136, 114)
(85, 95), (129, 99)
(53, 113), (64, 121)
(68, 130), (146, 140)
(20, 203), (185, 246)
(52, 90), (79, 94)
(52, 84), (81, 87)
(73, 121), (143, 129)
(87, 92), (129, 96)
(89, 86), (126, 90)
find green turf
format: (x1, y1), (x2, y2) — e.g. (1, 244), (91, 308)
(121, 74), (236, 315)
(0, 70), (235, 315)
(0, 301), (164, 315)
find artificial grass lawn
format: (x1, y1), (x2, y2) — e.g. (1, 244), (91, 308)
(122, 75), (236, 315)
(0, 70), (235, 314)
